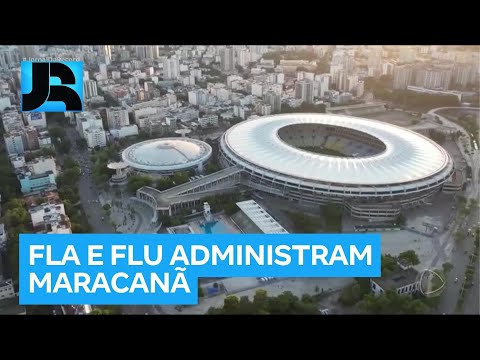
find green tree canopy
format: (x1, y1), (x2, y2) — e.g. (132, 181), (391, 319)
(381, 254), (398, 275)
(359, 289), (429, 314)
(398, 250), (420, 266)
(207, 289), (319, 315)
(64, 156), (79, 169)
(127, 175), (152, 194)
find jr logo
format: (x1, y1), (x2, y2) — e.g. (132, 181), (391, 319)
(21, 61), (83, 112)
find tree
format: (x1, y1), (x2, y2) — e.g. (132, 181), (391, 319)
(90, 305), (122, 315)
(253, 289), (268, 311)
(0, 153), (21, 202)
(237, 295), (259, 314)
(359, 290), (429, 314)
(287, 211), (318, 233)
(223, 295), (240, 313)
(429, 130), (446, 145)
(205, 163), (220, 174)
(156, 177), (175, 191)
(56, 138), (71, 154)
(322, 203), (343, 232)
(64, 156), (79, 169)
(338, 283), (363, 306)
(395, 214), (406, 227)
(5, 203), (29, 228)
(398, 250), (420, 266)
(89, 309), (109, 315)
(127, 175), (152, 194)
(381, 254), (398, 275)
(76, 138), (87, 150)
(173, 171), (190, 186)
(207, 290), (320, 315)
(48, 127), (66, 139)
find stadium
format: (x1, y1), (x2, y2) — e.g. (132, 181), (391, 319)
(121, 137), (212, 175)
(218, 113), (455, 219)
(136, 113), (456, 221)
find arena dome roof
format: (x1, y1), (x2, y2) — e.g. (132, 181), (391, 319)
(121, 137), (212, 172)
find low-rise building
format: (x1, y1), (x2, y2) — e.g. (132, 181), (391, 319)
(109, 124), (139, 139)
(24, 189), (61, 208)
(29, 201), (66, 227)
(27, 156), (58, 177)
(18, 170), (56, 194)
(232, 200), (289, 234)
(85, 127), (107, 149)
(370, 266), (419, 297)
(33, 213), (72, 234)
(198, 114), (219, 128)
(0, 279), (15, 301)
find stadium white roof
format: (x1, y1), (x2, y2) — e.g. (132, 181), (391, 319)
(223, 113), (451, 186)
(121, 137), (212, 171)
(236, 200), (289, 234)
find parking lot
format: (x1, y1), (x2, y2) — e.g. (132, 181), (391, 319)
(365, 110), (418, 126)
(161, 277), (353, 315)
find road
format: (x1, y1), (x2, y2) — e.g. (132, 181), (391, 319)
(64, 126), (114, 234)
(63, 129), (163, 314)
(427, 107), (479, 314)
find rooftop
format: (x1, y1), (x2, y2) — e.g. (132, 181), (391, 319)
(122, 137), (212, 171)
(166, 224), (195, 234)
(373, 267), (419, 290)
(223, 113), (452, 186)
(235, 200), (289, 234)
(24, 190), (60, 208)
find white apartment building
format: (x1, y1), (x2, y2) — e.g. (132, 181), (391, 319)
(30, 202), (66, 227)
(10, 156), (25, 169)
(274, 73), (285, 85)
(163, 57), (179, 80)
(85, 127), (107, 148)
(83, 80), (98, 99)
(0, 96), (11, 111)
(4, 132), (24, 155)
(259, 104), (272, 116)
(393, 65), (414, 90)
(2, 111), (24, 132)
(38, 132), (52, 148)
(198, 114), (219, 128)
(112, 71), (121, 80)
(106, 107), (130, 129)
(251, 83), (263, 98)
(216, 88), (230, 102)
(99, 63), (108, 79)
(22, 112), (47, 129)
(227, 75), (243, 88)
(314, 74), (330, 98)
(0, 279), (15, 300)
(109, 124), (139, 139)
(414, 68), (452, 90)
(356, 81), (365, 98)
(75, 111), (104, 138)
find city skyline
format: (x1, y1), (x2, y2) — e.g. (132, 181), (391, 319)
(0, 44), (478, 315)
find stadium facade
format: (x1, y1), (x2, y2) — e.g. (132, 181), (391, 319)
(136, 114), (456, 221)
